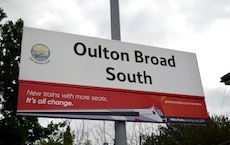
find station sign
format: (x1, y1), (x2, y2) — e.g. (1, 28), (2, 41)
(17, 27), (208, 124)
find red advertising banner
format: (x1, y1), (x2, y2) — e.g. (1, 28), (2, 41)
(17, 80), (208, 124)
(17, 27), (208, 124)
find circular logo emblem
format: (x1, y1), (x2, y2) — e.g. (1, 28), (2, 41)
(31, 44), (50, 61)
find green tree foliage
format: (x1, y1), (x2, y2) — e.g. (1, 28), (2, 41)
(40, 121), (66, 145)
(142, 115), (230, 145)
(64, 124), (75, 145)
(0, 8), (63, 145)
(39, 121), (75, 145)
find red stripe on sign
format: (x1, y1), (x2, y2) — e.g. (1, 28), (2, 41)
(18, 80), (205, 99)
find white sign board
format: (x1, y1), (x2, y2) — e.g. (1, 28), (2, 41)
(19, 27), (203, 96)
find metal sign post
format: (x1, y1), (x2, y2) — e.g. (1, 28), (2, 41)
(110, 0), (127, 145)
(110, 0), (121, 40)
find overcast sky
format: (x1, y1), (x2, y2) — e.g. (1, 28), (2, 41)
(1, 0), (230, 116)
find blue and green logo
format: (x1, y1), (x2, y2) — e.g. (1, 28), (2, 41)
(30, 44), (50, 64)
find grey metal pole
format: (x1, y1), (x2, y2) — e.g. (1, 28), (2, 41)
(110, 0), (121, 40)
(115, 121), (127, 145)
(110, 0), (127, 145)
